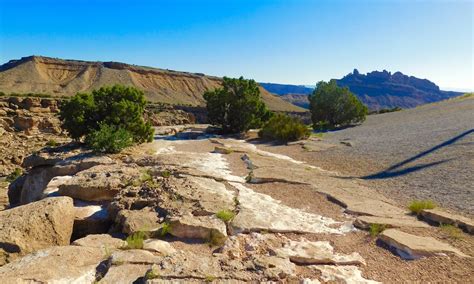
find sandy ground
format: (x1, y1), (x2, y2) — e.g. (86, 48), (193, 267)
(255, 97), (474, 217)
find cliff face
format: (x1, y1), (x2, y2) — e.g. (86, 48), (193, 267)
(336, 69), (461, 109)
(0, 56), (304, 112)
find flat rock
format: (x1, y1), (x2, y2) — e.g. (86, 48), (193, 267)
(354, 216), (429, 229)
(72, 234), (126, 250)
(230, 182), (350, 234)
(169, 213), (227, 241)
(143, 239), (177, 255)
(302, 141), (338, 152)
(58, 164), (141, 202)
(0, 246), (105, 283)
(420, 208), (474, 234)
(0, 197), (74, 257)
(101, 263), (151, 284)
(115, 208), (160, 235)
(312, 265), (380, 284)
(252, 255), (296, 280)
(110, 249), (162, 265)
(378, 229), (470, 259)
(276, 240), (365, 265)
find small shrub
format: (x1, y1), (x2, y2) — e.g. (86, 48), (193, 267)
(205, 275), (217, 283)
(159, 222), (171, 237)
(440, 224), (463, 239)
(6, 168), (23, 183)
(258, 113), (311, 142)
(145, 269), (161, 280)
(408, 200), (436, 215)
(208, 230), (227, 247)
(161, 170), (171, 178)
(46, 139), (59, 147)
(125, 231), (147, 249)
(85, 124), (134, 154)
(309, 80), (368, 130)
(369, 224), (387, 237)
(216, 210), (235, 222)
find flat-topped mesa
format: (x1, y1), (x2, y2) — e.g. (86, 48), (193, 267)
(0, 55), (304, 112)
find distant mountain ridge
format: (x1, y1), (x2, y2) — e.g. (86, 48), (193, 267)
(260, 70), (462, 110)
(0, 56), (304, 112)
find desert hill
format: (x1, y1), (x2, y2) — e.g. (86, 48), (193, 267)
(261, 70), (462, 110)
(0, 56), (304, 112)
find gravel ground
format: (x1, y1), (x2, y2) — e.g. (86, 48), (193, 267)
(302, 97), (474, 215)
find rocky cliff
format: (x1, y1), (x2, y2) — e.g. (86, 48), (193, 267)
(0, 56), (304, 112)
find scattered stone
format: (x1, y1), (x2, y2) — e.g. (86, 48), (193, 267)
(420, 208), (474, 234)
(276, 240), (365, 265)
(354, 216), (429, 230)
(0, 197), (74, 257)
(143, 239), (177, 255)
(169, 213), (227, 241)
(72, 234), (126, 250)
(378, 229), (469, 259)
(0, 246), (105, 283)
(312, 265), (380, 284)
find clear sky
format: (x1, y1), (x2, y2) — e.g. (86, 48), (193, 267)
(0, 0), (473, 90)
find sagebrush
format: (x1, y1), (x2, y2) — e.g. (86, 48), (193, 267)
(258, 113), (310, 142)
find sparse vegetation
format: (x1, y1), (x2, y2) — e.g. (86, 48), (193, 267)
(408, 200), (436, 215)
(258, 113), (311, 142)
(161, 170), (171, 178)
(145, 268), (161, 280)
(207, 230), (227, 247)
(216, 210), (235, 222)
(46, 139), (59, 147)
(309, 80), (368, 130)
(125, 231), (148, 249)
(369, 224), (387, 237)
(205, 275), (217, 282)
(369, 106), (402, 115)
(440, 224), (463, 240)
(204, 76), (271, 133)
(159, 222), (171, 237)
(59, 85), (154, 153)
(6, 168), (23, 183)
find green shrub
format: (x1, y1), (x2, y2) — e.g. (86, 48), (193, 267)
(161, 170), (171, 178)
(46, 139), (59, 147)
(125, 231), (147, 249)
(258, 113), (311, 142)
(85, 124), (133, 154)
(204, 77), (271, 133)
(6, 168), (23, 183)
(369, 224), (387, 237)
(59, 85), (154, 147)
(440, 224), (463, 239)
(159, 222), (171, 237)
(309, 80), (368, 130)
(216, 210), (235, 222)
(408, 200), (436, 215)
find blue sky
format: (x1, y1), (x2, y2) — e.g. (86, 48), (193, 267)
(0, 0), (472, 90)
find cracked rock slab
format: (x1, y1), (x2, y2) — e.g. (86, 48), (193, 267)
(378, 229), (470, 259)
(169, 214), (227, 240)
(420, 208), (474, 234)
(101, 264), (151, 284)
(72, 234), (126, 250)
(354, 216), (429, 230)
(230, 182), (351, 234)
(276, 240), (365, 265)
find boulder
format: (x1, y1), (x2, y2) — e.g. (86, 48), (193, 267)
(420, 208), (474, 234)
(115, 208), (160, 235)
(13, 115), (38, 131)
(378, 229), (469, 259)
(72, 234), (126, 250)
(0, 246), (105, 283)
(169, 213), (227, 241)
(101, 264), (151, 284)
(58, 164), (141, 202)
(0, 197), (75, 257)
(276, 240), (365, 265)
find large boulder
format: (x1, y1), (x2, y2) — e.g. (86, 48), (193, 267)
(115, 208), (160, 235)
(169, 214), (227, 242)
(58, 164), (141, 202)
(0, 245), (105, 283)
(0, 197), (75, 260)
